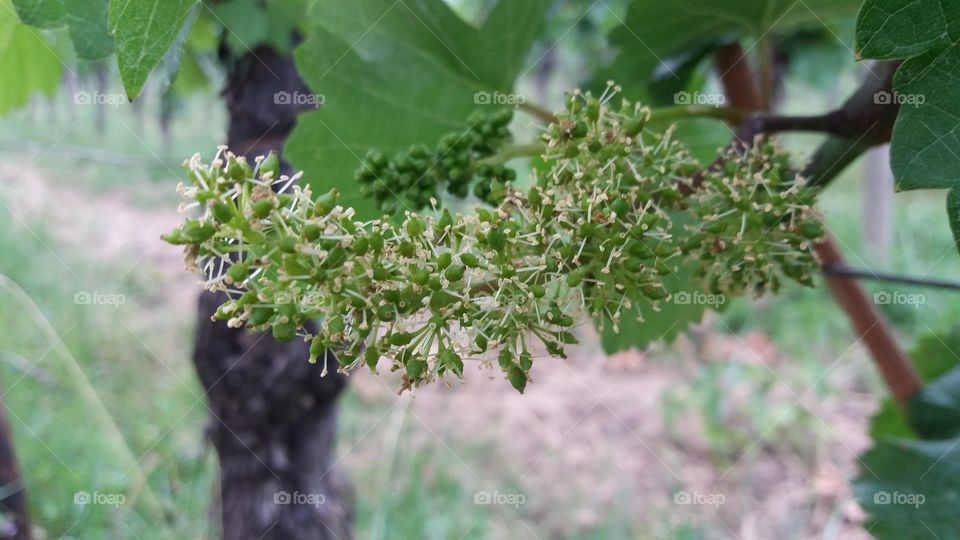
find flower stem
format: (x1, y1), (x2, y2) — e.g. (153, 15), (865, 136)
(482, 105), (746, 165)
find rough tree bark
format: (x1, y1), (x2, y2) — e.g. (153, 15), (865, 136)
(192, 44), (352, 539)
(0, 394), (30, 540)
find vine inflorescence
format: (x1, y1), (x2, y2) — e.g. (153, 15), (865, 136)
(164, 87), (824, 392)
(356, 109), (516, 211)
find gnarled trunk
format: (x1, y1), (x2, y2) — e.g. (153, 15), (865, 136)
(192, 44), (352, 540)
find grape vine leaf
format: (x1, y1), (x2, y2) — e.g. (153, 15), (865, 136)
(855, 438), (960, 540)
(858, 329), (960, 538)
(855, 0), (960, 252)
(856, 0), (960, 60)
(600, 260), (707, 354)
(213, 0), (268, 55)
(950, 189), (960, 253)
(10, 0), (63, 28)
(107, 0), (197, 99)
(909, 366), (960, 439)
(886, 50), (960, 191)
(600, 213), (707, 353)
(214, 0), (309, 55)
(870, 327), (960, 440)
(606, 0), (861, 92)
(286, 0), (551, 219)
(0, 0), (62, 115)
(12, 0), (113, 59)
(63, 0), (113, 59)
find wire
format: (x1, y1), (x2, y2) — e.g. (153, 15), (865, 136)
(822, 264), (960, 291)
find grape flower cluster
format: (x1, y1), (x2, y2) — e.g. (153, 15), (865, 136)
(164, 87), (824, 392)
(356, 109), (515, 211)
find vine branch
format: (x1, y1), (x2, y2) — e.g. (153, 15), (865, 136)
(710, 49), (922, 405)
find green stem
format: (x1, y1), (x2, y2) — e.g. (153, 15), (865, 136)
(801, 135), (874, 188)
(482, 105), (747, 166)
(478, 142), (546, 165)
(648, 104), (747, 125)
(518, 101), (557, 123)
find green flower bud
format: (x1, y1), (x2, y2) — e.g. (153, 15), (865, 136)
(508, 365), (527, 393)
(327, 315), (346, 334)
(181, 220), (216, 243)
(252, 199), (274, 219)
(365, 345), (380, 370)
(437, 252), (453, 270)
(487, 229), (506, 250)
(406, 217), (426, 236)
(406, 357), (427, 380)
(460, 253), (481, 268)
(445, 265), (465, 282)
(309, 337), (325, 364)
(519, 352), (533, 370)
(530, 284), (546, 298)
(475, 334), (489, 353)
(440, 349), (464, 377)
(303, 224), (322, 241)
(260, 151), (280, 179)
(498, 349), (513, 369)
(279, 237), (298, 253)
(352, 237), (370, 255)
(227, 263), (249, 283)
(212, 201), (235, 223)
(399, 242), (416, 258)
(272, 319), (296, 343)
(389, 332), (415, 346)
(315, 189), (339, 215)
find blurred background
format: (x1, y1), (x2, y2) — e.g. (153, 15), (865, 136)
(0, 0), (958, 538)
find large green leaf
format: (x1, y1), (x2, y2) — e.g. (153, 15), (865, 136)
(856, 0), (960, 60)
(63, 0), (113, 59)
(870, 328), (960, 440)
(12, 0), (113, 59)
(909, 366), (960, 439)
(950, 189), (960, 253)
(856, 0), (960, 252)
(10, 0), (63, 28)
(887, 50), (960, 191)
(107, 0), (196, 99)
(286, 0), (551, 219)
(859, 329), (960, 538)
(0, 0), (62, 115)
(606, 0), (861, 90)
(856, 438), (960, 539)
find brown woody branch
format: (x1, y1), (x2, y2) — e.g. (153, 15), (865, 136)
(710, 45), (922, 405)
